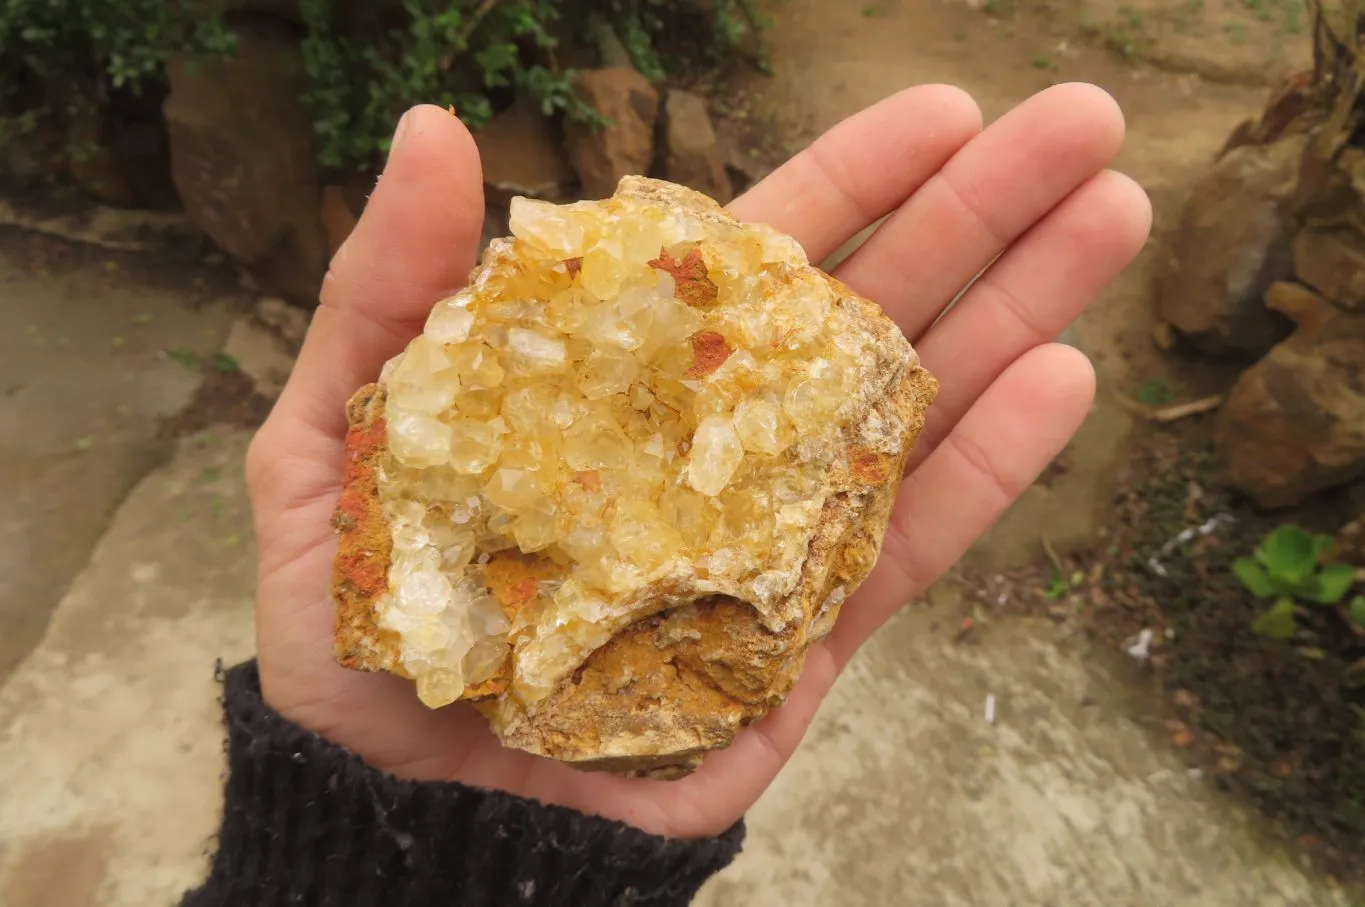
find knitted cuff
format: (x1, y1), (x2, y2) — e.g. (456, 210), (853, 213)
(182, 660), (744, 907)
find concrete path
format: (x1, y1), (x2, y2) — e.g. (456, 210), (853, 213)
(0, 430), (255, 907)
(0, 425), (1352, 905)
(0, 234), (240, 680)
(697, 609), (1355, 906)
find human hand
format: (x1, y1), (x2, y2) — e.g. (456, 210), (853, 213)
(245, 82), (1151, 841)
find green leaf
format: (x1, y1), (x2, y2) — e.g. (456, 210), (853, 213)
(1250, 598), (1298, 639)
(210, 353), (239, 373)
(1350, 596), (1365, 629)
(1134, 378), (1173, 405)
(1233, 557), (1275, 597)
(166, 347), (201, 371)
(1303, 563), (1357, 605)
(1256, 525), (1318, 584)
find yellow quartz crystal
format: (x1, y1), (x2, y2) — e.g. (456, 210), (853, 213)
(332, 176), (937, 776)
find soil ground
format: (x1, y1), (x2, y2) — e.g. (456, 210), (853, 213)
(1, 0), (1363, 903)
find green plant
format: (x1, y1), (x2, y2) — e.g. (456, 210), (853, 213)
(1082, 5), (1153, 60)
(0, 1), (234, 114)
(5, 0), (772, 178)
(211, 352), (240, 373)
(1236, 525), (1359, 639)
(299, 0), (772, 173)
(1283, 1), (1305, 34)
(0, 0), (235, 176)
(1135, 378), (1174, 405)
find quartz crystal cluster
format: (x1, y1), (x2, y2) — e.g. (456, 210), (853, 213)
(331, 176), (937, 776)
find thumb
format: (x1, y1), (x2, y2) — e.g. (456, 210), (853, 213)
(248, 105), (485, 526)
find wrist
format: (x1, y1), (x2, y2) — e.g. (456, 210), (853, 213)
(189, 660), (747, 906)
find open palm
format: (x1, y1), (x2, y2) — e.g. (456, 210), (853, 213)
(244, 83), (1150, 841)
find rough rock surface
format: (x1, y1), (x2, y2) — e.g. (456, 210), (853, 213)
(254, 296), (310, 349)
(1337, 516), (1365, 565)
(162, 17), (328, 306)
(223, 317), (297, 399)
(663, 90), (734, 205)
(330, 177), (936, 775)
(1155, 135), (1305, 356)
(1292, 227), (1365, 310)
(564, 68), (660, 200)
(474, 101), (576, 206)
(1215, 285), (1365, 508)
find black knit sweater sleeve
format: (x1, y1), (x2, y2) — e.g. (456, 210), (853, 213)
(181, 661), (745, 907)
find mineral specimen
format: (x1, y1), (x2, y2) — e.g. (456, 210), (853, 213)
(331, 176), (937, 776)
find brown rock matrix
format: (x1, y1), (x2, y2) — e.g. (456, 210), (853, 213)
(331, 176), (937, 775)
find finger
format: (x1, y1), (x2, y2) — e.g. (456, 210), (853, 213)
(834, 83), (1126, 336)
(683, 643), (838, 801)
(727, 84), (982, 264)
(273, 104), (485, 444)
(906, 170), (1151, 471)
(824, 343), (1096, 669)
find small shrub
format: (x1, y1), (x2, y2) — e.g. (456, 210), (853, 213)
(3, 0), (772, 176)
(1235, 525), (1359, 638)
(0, 0), (234, 182)
(299, 0), (773, 173)
(1135, 377), (1174, 405)
(0, 1), (234, 113)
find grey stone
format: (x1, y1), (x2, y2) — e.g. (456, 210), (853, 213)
(1155, 135), (1304, 356)
(254, 296), (310, 350)
(663, 91), (734, 205)
(223, 317), (296, 399)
